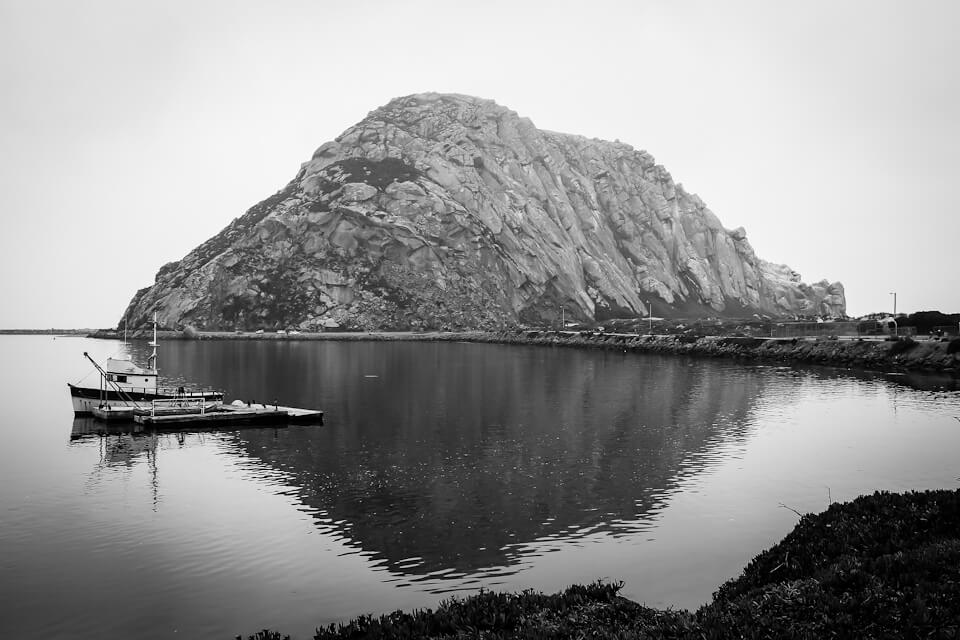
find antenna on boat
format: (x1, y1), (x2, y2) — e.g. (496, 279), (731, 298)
(148, 312), (158, 373)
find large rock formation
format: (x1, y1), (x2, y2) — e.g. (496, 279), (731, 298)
(122, 93), (845, 331)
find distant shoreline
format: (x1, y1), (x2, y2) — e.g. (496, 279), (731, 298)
(472, 329), (960, 375)
(6, 327), (955, 374)
(74, 327), (960, 375)
(0, 329), (94, 335)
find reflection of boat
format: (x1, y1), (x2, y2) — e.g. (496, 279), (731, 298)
(67, 315), (223, 415)
(70, 417), (164, 510)
(69, 414), (291, 441)
(70, 415), (148, 440)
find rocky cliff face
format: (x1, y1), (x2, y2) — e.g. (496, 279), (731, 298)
(122, 93), (845, 331)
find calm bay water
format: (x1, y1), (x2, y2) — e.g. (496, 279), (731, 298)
(1, 335), (958, 639)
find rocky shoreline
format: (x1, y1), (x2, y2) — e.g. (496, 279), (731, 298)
(474, 330), (960, 374)
(93, 328), (960, 374)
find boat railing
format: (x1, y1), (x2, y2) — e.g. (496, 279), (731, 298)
(155, 386), (222, 397)
(110, 385), (222, 397)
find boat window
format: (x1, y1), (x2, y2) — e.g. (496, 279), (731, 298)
(116, 375), (128, 383)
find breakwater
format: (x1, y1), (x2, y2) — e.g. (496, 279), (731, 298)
(463, 331), (960, 374)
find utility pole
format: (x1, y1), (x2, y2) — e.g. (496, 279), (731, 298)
(647, 301), (653, 334)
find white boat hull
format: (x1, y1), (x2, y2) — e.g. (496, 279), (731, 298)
(68, 384), (223, 416)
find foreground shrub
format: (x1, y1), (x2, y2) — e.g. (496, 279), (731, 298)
(713, 489), (960, 600)
(253, 489), (960, 639)
(312, 581), (695, 639)
(705, 489), (960, 638)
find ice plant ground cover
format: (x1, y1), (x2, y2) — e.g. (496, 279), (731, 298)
(241, 488), (960, 639)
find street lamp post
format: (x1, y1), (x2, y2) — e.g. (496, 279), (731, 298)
(889, 292), (898, 337)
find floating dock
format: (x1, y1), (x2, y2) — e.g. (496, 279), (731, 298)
(86, 397), (324, 428)
(133, 402), (323, 427)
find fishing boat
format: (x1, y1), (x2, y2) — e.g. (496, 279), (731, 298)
(67, 315), (224, 416)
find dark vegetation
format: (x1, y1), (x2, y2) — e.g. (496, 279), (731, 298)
(704, 489), (960, 638)
(716, 336), (766, 349)
(185, 182), (299, 276)
(948, 337), (960, 355)
(124, 181), (301, 327)
(309, 582), (692, 640)
(896, 310), (960, 334)
(306, 157), (422, 213)
(888, 335), (919, 355)
(245, 489), (960, 639)
(328, 158), (422, 191)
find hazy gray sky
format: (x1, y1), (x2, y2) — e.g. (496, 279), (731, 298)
(2, 0), (957, 327)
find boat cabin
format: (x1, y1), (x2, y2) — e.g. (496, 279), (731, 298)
(104, 355), (158, 391)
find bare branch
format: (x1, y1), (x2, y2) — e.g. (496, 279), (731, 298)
(779, 502), (803, 518)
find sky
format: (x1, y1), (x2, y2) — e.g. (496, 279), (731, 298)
(1, 0), (957, 328)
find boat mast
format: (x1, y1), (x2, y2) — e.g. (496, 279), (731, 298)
(147, 312), (158, 373)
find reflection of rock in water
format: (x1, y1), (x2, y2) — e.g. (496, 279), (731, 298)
(235, 350), (767, 577)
